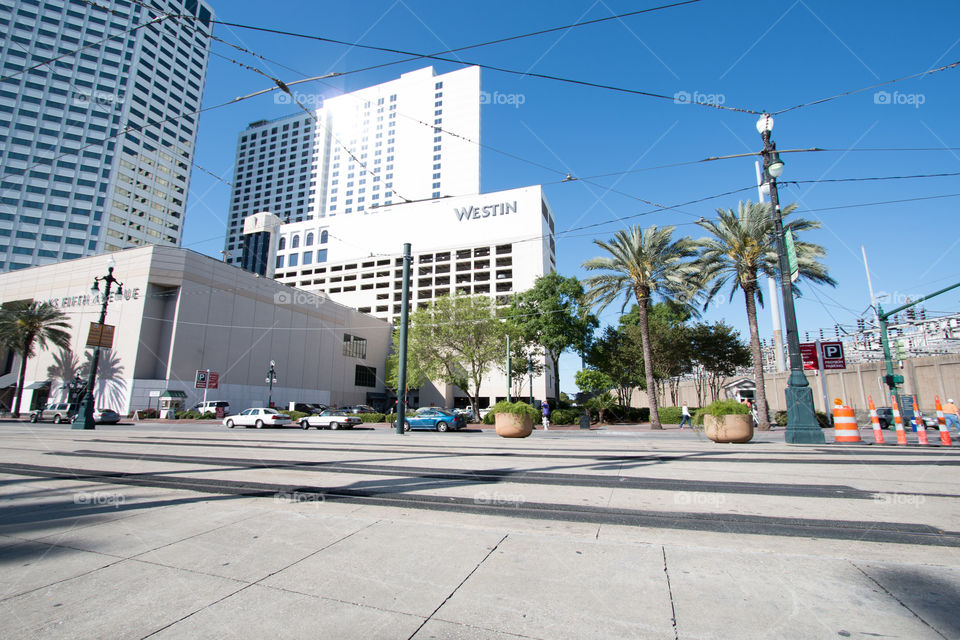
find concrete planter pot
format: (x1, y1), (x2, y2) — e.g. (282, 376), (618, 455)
(703, 413), (754, 443)
(495, 413), (533, 438)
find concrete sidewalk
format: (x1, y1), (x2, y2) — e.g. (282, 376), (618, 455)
(0, 423), (958, 639)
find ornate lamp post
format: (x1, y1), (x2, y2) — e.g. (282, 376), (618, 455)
(266, 360), (277, 408)
(757, 114), (824, 444)
(67, 374), (85, 405)
(73, 257), (122, 430)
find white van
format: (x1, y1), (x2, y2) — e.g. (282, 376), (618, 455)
(191, 401), (231, 415)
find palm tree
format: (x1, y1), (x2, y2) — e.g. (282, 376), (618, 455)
(0, 301), (71, 417)
(582, 225), (698, 429)
(694, 201), (836, 430)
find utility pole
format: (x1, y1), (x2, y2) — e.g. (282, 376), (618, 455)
(395, 243), (412, 434)
(756, 160), (785, 372)
(506, 334), (511, 403)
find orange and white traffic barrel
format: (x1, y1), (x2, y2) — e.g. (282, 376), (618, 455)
(891, 396), (908, 445)
(867, 396), (885, 444)
(912, 397), (930, 445)
(935, 395), (953, 446)
(832, 399), (861, 443)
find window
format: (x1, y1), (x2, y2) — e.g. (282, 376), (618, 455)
(291, 235), (300, 249)
(276, 255), (284, 269)
(320, 230), (328, 244)
(355, 365), (377, 387)
(305, 232), (314, 246)
(317, 248), (327, 263)
(343, 334), (367, 359)
(278, 237), (286, 250)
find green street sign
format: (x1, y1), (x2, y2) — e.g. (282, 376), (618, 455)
(785, 231), (799, 282)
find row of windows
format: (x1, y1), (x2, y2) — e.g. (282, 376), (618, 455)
(276, 249), (327, 269)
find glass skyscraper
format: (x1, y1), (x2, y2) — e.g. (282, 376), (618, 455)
(0, 0), (213, 272)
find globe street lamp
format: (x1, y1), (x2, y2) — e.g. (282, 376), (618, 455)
(266, 360), (277, 408)
(757, 115), (824, 444)
(73, 257), (122, 430)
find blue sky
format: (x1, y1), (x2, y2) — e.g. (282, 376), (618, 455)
(182, 1), (960, 394)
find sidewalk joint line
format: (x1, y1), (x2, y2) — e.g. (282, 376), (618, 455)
(850, 561), (949, 640)
(406, 533), (509, 640)
(662, 546), (679, 640)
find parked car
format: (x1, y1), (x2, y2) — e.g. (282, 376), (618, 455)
(29, 403), (78, 424)
(399, 408), (466, 432)
(299, 409), (362, 430)
(91, 408), (121, 425)
(191, 401), (231, 415)
(341, 404), (377, 414)
(223, 408), (291, 429)
(288, 402), (328, 415)
(875, 407), (937, 430)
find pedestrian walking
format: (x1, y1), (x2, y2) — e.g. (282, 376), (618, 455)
(679, 403), (691, 428)
(541, 400), (550, 430)
(944, 398), (960, 435)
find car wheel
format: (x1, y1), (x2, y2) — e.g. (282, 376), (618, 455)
(53, 414), (63, 424)
(437, 421), (449, 432)
(255, 419), (264, 429)
(402, 420), (410, 432)
(226, 419), (235, 429)
(30, 414), (38, 423)
(301, 420), (310, 430)
(330, 422), (339, 430)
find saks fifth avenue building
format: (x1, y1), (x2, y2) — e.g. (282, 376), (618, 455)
(0, 246), (391, 415)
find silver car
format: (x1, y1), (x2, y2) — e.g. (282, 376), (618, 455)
(29, 403), (78, 424)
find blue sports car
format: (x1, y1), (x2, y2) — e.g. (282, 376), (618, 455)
(400, 408), (466, 432)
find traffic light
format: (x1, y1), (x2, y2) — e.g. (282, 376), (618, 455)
(819, 328), (824, 340)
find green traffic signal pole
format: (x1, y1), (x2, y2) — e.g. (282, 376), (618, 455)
(877, 280), (960, 398)
(395, 243), (411, 435)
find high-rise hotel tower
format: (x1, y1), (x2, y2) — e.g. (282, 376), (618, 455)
(0, 0), (213, 272)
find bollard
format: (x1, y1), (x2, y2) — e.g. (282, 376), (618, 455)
(912, 397), (930, 445)
(891, 396), (908, 445)
(867, 396), (885, 444)
(934, 396), (952, 446)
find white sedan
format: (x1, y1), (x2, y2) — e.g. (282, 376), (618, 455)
(299, 409), (362, 430)
(224, 408), (291, 429)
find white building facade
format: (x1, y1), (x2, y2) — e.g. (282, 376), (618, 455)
(0, 246), (391, 415)
(223, 66), (481, 265)
(0, 0), (214, 272)
(244, 185), (558, 408)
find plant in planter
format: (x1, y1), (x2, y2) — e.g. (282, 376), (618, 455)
(488, 400), (540, 438)
(698, 399), (753, 443)
(585, 392), (616, 424)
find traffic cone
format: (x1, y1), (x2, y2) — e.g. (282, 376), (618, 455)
(935, 395), (953, 446)
(867, 396), (885, 444)
(832, 399), (861, 443)
(912, 397), (930, 445)
(891, 396), (908, 445)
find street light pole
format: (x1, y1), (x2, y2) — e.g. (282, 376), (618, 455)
(266, 360), (276, 408)
(73, 258), (122, 430)
(527, 354), (534, 406)
(757, 114), (824, 444)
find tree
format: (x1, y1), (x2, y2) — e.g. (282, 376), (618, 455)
(0, 300), (71, 417)
(506, 273), (597, 403)
(494, 322), (544, 399)
(621, 303), (694, 406)
(689, 321), (751, 404)
(574, 368), (613, 397)
(587, 326), (645, 408)
(582, 225), (698, 428)
(402, 295), (505, 420)
(695, 201), (836, 430)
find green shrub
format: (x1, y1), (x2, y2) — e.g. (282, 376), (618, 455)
(174, 410), (202, 420)
(607, 406), (649, 423)
(360, 412), (386, 423)
(482, 411), (496, 425)
(287, 411), (308, 422)
(775, 410), (788, 426)
(658, 406), (683, 424)
(198, 411), (216, 420)
(138, 408), (159, 419)
(487, 400), (540, 422)
(551, 408), (582, 425)
(384, 411), (416, 424)
(699, 399), (751, 418)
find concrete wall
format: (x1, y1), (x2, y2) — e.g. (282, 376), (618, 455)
(630, 354), (960, 415)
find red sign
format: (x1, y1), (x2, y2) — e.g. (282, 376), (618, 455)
(819, 341), (846, 370)
(799, 342), (819, 369)
(207, 372), (219, 389)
